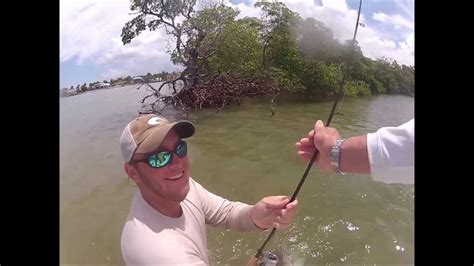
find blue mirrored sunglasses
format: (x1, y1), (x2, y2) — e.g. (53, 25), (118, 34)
(132, 141), (187, 168)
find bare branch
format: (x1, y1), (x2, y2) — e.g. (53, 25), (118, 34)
(140, 93), (157, 104)
(157, 75), (186, 93)
(186, 0), (195, 19)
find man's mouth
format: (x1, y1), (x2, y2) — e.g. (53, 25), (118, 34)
(166, 171), (184, 181)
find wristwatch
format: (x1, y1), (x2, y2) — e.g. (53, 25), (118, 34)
(330, 138), (346, 175)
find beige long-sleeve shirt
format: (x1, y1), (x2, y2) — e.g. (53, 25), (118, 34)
(121, 178), (260, 265)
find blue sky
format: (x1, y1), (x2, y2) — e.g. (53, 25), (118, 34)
(60, 59), (104, 88)
(60, 0), (414, 89)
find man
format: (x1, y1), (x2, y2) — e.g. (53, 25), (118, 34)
(295, 119), (414, 184)
(120, 114), (298, 265)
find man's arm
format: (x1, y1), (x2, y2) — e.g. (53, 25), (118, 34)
(191, 180), (260, 231)
(296, 119), (414, 184)
(339, 135), (370, 174)
(191, 180), (297, 231)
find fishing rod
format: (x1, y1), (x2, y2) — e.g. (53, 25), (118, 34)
(247, 1), (363, 265)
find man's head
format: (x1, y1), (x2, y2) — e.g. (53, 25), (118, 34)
(120, 114), (195, 204)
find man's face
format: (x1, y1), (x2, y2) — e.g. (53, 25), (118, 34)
(131, 130), (190, 203)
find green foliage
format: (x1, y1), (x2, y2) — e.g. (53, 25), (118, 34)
(203, 14), (263, 77)
(269, 67), (304, 92)
(300, 61), (342, 95)
(343, 80), (371, 97)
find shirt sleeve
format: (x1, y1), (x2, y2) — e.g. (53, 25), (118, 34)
(366, 119), (414, 184)
(191, 180), (262, 231)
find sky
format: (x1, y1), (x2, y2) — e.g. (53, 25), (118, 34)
(60, 0), (414, 89)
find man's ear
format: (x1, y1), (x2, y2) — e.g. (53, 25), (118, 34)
(124, 163), (141, 184)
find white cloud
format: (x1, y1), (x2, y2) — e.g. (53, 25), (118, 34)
(60, 0), (181, 80)
(60, 0), (132, 64)
(396, 0), (414, 21)
(230, 1), (261, 19)
(321, 0), (349, 13)
(373, 12), (388, 22)
(373, 12), (414, 31)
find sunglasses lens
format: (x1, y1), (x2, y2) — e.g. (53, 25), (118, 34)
(176, 142), (187, 157)
(148, 152), (172, 168)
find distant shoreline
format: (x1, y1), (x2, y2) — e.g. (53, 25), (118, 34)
(60, 81), (167, 97)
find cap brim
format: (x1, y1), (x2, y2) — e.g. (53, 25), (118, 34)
(135, 120), (195, 154)
(171, 120), (195, 139)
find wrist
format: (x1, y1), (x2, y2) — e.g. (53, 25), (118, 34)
(250, 206), (267, 230)
(330, 138), (346, 175)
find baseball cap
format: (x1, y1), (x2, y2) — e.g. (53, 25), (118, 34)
(120, 114), (195, 162)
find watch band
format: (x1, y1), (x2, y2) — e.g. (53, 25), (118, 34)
(330, 138), (346, 175)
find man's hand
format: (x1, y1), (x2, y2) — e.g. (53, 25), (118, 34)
(295, 120), (340, 172)
(250, 196), (298, 230)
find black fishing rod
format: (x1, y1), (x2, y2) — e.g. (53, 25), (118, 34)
(247, 1), (363, 265)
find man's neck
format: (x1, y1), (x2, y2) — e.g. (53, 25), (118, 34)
(140, 189), (183, 218)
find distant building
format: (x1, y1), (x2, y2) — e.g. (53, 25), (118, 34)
(165, 71), (181, 81)
(133, 77), (145, 83)
(67, 87), (78, 96)
(112, 80), (127, 87)
(92, 82), (111, 89)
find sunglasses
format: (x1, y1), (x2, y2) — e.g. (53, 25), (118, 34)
(132, 141), (187, 168)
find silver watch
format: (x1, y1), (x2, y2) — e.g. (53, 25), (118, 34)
(330, 138), (346, 175)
